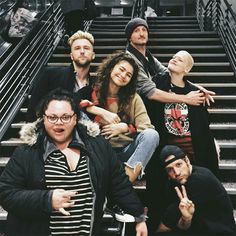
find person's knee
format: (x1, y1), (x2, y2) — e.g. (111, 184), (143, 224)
(142, 128), (160, 147)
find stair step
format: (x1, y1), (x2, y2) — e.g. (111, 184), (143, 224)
(80, 71), (234, 78)
(210, 123), (236, 130)
(4, 138), (234, 148)
(213, 95), (236, 100)
(0, 157), (10, 167)
(219, 160), (236, 170)
(208, 109), (236, 114)
(91, 45), (224, 50)
(11, 122), (26, 128)
(222, 182), (236, 195)
(48, 62), (231, 68)
(51, 53), (228, 59)
(187, 72), (234, 77)
(0, 139), (25, 146)
(0, 206), (7, 220)
(0, 207), (116, 222)
(155, 53), (227, 57)
(198, 83), (236, 88)
(217, 139), (236, 148)
(1, 155), (235, 170)
(20, 108), (27, 113)
(23, 105), (236, 114)
(11, 121), (236, 132)
(133, 181), (236, 195)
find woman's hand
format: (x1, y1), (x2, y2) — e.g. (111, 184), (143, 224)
(52, 189), (77, 216)
(101, 122), (129, 139)
(101, 110), (121, 124)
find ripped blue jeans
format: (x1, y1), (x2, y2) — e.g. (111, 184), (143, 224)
(119, 128), (159, 178)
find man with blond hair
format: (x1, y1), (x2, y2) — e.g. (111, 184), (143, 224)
(27, 30), (95, 121)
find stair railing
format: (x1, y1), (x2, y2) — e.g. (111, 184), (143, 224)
(0, 1), (16, 14)
(131, 0), (147, 19)
(0, 2), (64, 140)
(196, 0), (236, 75)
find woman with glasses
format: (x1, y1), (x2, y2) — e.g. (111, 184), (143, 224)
(77, 51), (159, 183)
(0, 88), (148, 236)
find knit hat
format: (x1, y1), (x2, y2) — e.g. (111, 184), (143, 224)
(125, 17), (149, 40)
(159, 145), (186, 167)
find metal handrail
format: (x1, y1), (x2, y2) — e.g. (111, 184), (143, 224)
(0, 1), (15, 17)
(196, 0), (236, 75)
(0, 2), (64, 140)
(131, 0), (147, 19)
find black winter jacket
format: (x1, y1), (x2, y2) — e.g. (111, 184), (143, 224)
(0, 120), (144, 236)
(27, 64), (94, 122)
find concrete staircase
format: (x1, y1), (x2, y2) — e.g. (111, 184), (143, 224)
(0, 15), (236, 234)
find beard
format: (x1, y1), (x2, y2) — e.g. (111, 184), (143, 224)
(74, 58), (92, 68)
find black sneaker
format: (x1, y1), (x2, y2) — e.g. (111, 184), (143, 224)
(110, 205), (135, 223)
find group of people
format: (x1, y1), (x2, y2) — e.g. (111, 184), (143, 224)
(0, 17), (235, 236)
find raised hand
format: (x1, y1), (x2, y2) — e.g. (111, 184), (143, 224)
(52, 189), (77, 216)
(195, 85), (215, 106)
(175, 185), (195, 220)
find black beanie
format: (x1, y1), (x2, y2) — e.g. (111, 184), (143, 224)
(125, 17), (149, 40)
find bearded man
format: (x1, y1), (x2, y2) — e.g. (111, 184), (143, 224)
(27, 30), (95, 121)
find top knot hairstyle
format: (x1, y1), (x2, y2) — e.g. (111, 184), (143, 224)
(125, 17), (149, 40)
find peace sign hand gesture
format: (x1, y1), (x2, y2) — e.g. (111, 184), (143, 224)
(175, 185), (195, 221)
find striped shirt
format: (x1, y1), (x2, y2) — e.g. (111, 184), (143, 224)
(45, 150), (94, 235)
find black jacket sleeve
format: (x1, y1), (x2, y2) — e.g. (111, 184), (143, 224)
(0, 146), (52, 219)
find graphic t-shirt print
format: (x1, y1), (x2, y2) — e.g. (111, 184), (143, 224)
(164, 103), (190, 136)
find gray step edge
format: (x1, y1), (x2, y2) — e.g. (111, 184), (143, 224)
(0, 157), (235, 169)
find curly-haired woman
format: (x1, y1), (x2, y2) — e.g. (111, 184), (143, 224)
(77, 51), (159, 182)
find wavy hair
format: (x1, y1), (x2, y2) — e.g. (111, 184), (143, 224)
(95, 51), (139, 122)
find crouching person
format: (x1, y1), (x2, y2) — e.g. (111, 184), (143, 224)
(157, 145), (235, 235)
(0, 88), (147, 236)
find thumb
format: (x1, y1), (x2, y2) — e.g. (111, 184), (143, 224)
(59, 208), (70, 216)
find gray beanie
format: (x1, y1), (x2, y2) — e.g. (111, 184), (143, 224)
(125, 17), (149, 40)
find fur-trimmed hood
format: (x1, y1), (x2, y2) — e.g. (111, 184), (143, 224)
(19, 118), (100, 146)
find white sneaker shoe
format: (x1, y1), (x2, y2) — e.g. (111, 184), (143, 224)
(112, 205), (135, 223)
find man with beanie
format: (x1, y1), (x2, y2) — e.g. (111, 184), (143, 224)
(125, 18), (216, 232)
(156, 145), (235, 235)
(125, 17), (215, 107)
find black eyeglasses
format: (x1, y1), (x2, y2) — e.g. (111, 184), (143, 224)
(44, 114), (75, 124)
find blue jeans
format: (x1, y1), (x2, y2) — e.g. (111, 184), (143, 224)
(121, 128), (159, 177)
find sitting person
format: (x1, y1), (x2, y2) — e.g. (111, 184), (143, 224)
(157, 145), (235, 235)
(27, 30), (95, 122)
(0, 88), (148, 236)
(145, 50), (219, 233)
(154, 50), (219, 176)
(77, 51), (159, 183)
